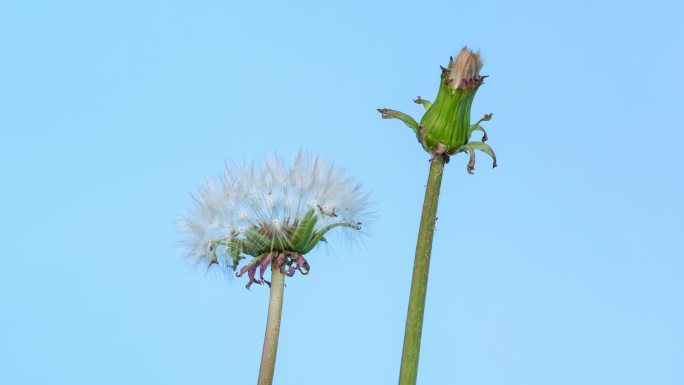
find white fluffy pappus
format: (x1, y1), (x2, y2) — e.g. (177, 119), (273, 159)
(180, 152), (371, 285)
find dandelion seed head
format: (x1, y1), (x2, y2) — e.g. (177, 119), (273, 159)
(181, 152), (371, 287)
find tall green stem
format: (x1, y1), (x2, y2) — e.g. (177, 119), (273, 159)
(399, 157), (445, 385)
(257, 261), (285, 385)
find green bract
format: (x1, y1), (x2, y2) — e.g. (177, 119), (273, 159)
(205, 208), (361, 288)
(378, 47), (497, 173)
(210, 208), (361, 270)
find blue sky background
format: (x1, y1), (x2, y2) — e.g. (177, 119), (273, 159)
(1, 1), (683, 384)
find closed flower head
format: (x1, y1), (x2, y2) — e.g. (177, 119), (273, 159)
(378, 45), (497, 173)
(181, 152), (370, 289)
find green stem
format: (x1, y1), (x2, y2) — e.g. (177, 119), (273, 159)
(257, 260), (286, 385)
(398, 157), (445, 385)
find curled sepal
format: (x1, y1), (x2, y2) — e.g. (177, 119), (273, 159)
(414, 96), (432, 110)
(273, 252), (310, 278)
(469, 113), (493, 142)
(236, 258), (261, 289)
(474, 113), (493, 125)
(469, 124), (489, 142)
(285, 255), (309, 277)
(377, 107), (429, 149)
(300, 221), (362, 254)
(275, 252), (286, 269)
(377, 108), (419, 134)
(457, 141), (497, 174)
(465, 149), (473, 174)
(259, 254), (274, 282)
(299, 261), (310, 275)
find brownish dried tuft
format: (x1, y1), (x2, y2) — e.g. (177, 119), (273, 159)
(448, 47), (483, 91)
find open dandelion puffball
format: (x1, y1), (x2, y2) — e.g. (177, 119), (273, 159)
(181, 152), (371, 289)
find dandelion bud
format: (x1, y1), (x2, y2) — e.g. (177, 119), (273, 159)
(419, 46), (485, 155)
(378, 46), (496, 173)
